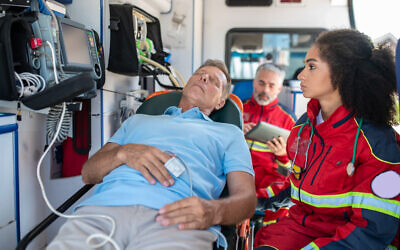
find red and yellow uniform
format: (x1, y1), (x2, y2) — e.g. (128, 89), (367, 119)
(244, 96), (295, 198)
(255, 99), (400, 249)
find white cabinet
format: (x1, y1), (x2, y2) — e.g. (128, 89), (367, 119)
(0, 223), (17, 250)
(0, 113), (19, 249)
(278, 86), (309, 119)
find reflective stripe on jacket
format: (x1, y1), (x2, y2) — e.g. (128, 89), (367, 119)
(287, 98), (400, 249)
(244, 96), (296, 197)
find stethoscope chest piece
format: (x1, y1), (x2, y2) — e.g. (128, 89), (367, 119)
(346, 162), (355, 176)
(346, 117), (364, 177)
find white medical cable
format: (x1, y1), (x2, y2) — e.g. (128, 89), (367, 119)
(209, 227), (228, 250)
(160, 154), (228, 249)
(136, 39), (185, 87)
(37, 102), (120, 249)
(19, 74), (35, 89)
(20, 72), (46, 91)
(164, 151), (193, 196)
(42, 0), (65, 76)
(14, 72), (24, 98)
(45, 40), (71, 143)
(176, 155), (193, 197)
(37, 41), (121, 249)
(46, 104), (72, 143)
(156, 152), (226, 249)
(139, 55), (183, 88)
(169, 65), (186, 87)
(15, 72), (47, 97)
(45, 41), (59, 84)
(37, 74), (46, 91)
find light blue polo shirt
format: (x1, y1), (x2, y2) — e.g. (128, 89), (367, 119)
(77, 106), (253, 247)
(79, 106), (253, 209)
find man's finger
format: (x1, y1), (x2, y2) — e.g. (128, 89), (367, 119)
(146, 157), (175, 186)
(178, 221), (202, 230)
(157, 213), (197, 227)
(137, 166), (156, 185)
(153, 148), (173, 164)
(143, 160), (173, 187)
(157, 208), (193, 220)
(267, 140), (277, 148)
(159, 197), (198, 214)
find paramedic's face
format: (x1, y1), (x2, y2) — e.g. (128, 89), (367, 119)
(183, 66), (227, 111)
(253, 70), (282, 105)
(298, 45), (337, 100)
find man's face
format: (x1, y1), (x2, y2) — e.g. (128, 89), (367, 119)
(253, 70), (283, 105)
(182, 66), (227, 112)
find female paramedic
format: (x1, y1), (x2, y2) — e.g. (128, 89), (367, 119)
(254, 29), (400, 250)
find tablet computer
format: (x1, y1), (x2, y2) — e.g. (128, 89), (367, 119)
(245, 122), (291, 143)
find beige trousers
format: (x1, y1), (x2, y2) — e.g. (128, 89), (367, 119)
(47, 205), (217, 250)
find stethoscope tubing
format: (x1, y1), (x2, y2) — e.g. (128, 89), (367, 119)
(289, 117), (363, 177)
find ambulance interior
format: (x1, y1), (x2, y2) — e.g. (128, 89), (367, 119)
(0, 0), (398, 249)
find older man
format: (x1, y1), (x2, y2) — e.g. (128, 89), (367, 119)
(47, 59), (256, 250)
(243, 63), (296, 199)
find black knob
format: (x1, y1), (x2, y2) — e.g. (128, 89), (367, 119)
(94, 64), (101, 77)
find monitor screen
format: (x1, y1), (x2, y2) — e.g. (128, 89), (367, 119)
(61, 22), (91, 66)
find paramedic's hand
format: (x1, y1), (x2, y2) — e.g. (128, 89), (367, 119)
(266, 136), (286, 156)
(118, 144), (175, 187)
(243, 122), (256, 134)
(156, 196), (215, 230)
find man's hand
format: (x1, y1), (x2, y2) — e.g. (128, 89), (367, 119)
(243, 122), (256, 134)
(118, 144), (174, 187)
(266, 136), (287, 156)
(156, 196), (216, 230)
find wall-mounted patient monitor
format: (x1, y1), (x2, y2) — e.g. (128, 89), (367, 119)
(57, 17), (102, 79)
(61, 22), (92, 70)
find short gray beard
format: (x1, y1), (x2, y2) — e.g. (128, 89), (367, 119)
(254, 93), (276, 106)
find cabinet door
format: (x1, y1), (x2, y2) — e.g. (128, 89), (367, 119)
(0, 131), (15, 227)
(0, 222), (17, 249)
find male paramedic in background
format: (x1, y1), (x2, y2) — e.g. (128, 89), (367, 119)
(243, 63), (296, 200)
(47, 59), (257, 250)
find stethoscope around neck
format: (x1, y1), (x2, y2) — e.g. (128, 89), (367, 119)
(290, 117), (364, 178)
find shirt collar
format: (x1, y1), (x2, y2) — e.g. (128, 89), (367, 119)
(307, 99), (353, 128)
(164, 106), (212, 121)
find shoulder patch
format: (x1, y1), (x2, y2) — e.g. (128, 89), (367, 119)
(360, 120), (400, 163)
(371, 170), (400, 199)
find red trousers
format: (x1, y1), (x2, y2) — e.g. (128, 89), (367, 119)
(254, 215), (324, 250)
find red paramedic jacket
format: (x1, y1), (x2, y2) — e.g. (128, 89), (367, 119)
(285, 99), (400, 249)
(243, 96), (296, 198)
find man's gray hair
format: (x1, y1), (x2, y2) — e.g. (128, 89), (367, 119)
(198, 59), (231, 100)
(255, 63), (285, 85)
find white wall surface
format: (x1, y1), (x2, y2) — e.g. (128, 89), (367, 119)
(0, 107), (51, 249)
(159, 0), (196, 80)
(0, 114), (17, 249)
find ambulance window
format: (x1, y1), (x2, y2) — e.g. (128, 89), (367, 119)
(225, 28), (325, 83)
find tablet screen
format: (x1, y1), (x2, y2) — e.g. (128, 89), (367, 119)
(245, 122), (291, 143)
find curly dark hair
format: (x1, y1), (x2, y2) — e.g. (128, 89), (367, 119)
(315, 29), (398, 125)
